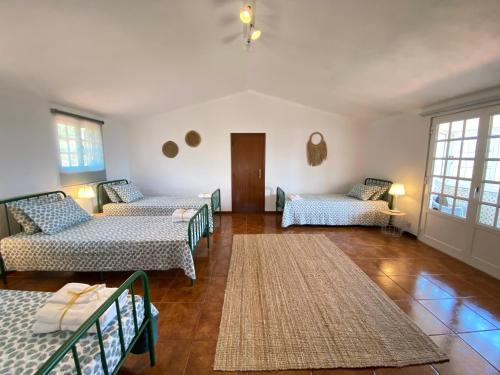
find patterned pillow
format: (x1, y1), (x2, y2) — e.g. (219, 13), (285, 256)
(22, 196), (91, 235)
(6, 194), (63, 234)
(112, 183), (144, 203)
(370, 185), (390, 201)
(346, 184), (382, 201)
(104, 183), (126, 203)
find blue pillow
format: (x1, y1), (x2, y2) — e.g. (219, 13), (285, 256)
(112, 183), (144, 203)
(23, 196), (91, 235)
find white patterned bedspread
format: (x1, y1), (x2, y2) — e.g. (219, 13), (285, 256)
(0, 289), (158, 375)
(0, 216), (197, 279)
(282, 194), (390, 228)
(103, 196), (214, 232)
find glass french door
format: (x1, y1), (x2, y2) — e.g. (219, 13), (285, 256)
(421, 105), (500, 279)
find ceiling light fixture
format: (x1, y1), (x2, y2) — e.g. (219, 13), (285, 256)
(239, 5), (253, 24)
(250, 27), (261, 41)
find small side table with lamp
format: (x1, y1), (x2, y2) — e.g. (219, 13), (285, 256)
(381, 183), (406, 236)
(77, 185), (96, 215)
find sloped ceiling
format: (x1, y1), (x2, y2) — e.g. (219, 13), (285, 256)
(0, 0), (500, 121)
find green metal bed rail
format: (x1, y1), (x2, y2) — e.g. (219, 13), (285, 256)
(188, 204), (210, 253)
(35, 270), (156, 375)
(364, 177), (393, 208)
(96, 179), (129, 213)
(0, 190), (67, 285)
(211, 188), (221, 217)
(276, 186), (285, 212)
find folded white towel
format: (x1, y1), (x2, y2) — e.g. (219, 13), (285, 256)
(32, 285), (128, 334)
(172, 208), (197, 222)
(289, 194), (303, 201)
(198, 193), (211, 199)
(47, 283), (106, 305)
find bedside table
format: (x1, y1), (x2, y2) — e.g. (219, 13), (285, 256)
(380, 210), (407, 237)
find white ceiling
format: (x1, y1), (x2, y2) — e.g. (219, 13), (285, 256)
(1, 0), (500, 121)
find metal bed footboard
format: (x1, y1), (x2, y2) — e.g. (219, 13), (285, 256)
(96, 179), (129, 213)
(211, 188), (221, 217)
(35, 270), (156, 375)
(276, 186), (285, 212)
(188, 204), (210, 253)
(0, 190), (67, 284)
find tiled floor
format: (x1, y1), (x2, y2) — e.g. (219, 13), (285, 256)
(2, 213), (500, 374)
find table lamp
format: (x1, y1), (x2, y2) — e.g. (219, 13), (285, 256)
(389, 183), (405, 212)
(77, 185), (95, 199)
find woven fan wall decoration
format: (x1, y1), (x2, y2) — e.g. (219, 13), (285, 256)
(185, 130), (201, 147)
(307, 132), (327, 166)
(162, 141), (179, 158)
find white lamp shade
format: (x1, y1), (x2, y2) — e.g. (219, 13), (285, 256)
(389, 183), (405, 196)
(77, 186), (95, 199)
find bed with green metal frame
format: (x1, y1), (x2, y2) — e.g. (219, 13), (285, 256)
(0, 191), (210, 285)
(0, 270), (157, 375)
(96, 179), (221, 231)
(276, 178), (393, 227)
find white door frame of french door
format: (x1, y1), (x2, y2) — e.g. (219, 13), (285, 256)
(419, 104), (500, 279)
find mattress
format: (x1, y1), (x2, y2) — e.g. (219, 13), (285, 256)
(282, 194), (390, 228)
(102, 196), (214, 232)
(0, 289), (157, 375)
(0, 216), (197, 279)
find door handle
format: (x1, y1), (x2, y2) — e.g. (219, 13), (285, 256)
(258, 169), (262, 179)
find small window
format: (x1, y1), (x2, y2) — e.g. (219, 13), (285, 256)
(52, 109), (106, 186)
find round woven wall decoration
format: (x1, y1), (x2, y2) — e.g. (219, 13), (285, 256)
(185, 130), (201, 147)
(162, 141), (179, 158)
(307, 132), (327, 166)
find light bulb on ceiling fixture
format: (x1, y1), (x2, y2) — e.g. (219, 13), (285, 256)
(239, 5), (253, 24)
(250, 28), (261, 40)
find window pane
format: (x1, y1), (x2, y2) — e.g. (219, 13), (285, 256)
(443, 178), (456, 196)
(488, 138), (500, 159)
(482, 183), (499, 204)
(450, 121), (464, 139)
(70, 154), (79, 167)
(445, 160), (459, 177)
(437, 122), (449, 140)
(440, 197), (453, 215)
(57, 123), (67, 137)
(435, 141), (446, 158)
(447, 140), (462, 158)
(462, 139), (477, 158)
(454, 199), (468, 218)
(433, 159), (444, 176)
(432, 177), (443, 193)
(485, 161), (500, 182)
(479, 204), (496, 226)
(497, 215), (500, 229)
(58, 140), (68, 153)
(492, 114), (500, 136)
(429, 194), (440, 210)
(69, 140), (77, 153)
(459, 160), (474, 179)
(456, 180), (471, 199)
(464, 118), (479, 137)
(67, 126), (78, 138)
(60, 153), (69, 167)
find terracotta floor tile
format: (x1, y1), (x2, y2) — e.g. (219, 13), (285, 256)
(393, 299), (451, 335)
(194, 308), (223, 340)
(374, 365), (437, 374)
(312, 369), (374, 374)
(184, 339), (238, 375)
(419, 299), (497, 333)
(388, 275), (454, 300)
(369, 275), (412, 300)
(431, 334), (499, 375)
(350, 258), (385, 275)
(423, 275), (494, 298)
(459, 330), (500, 371)
(463, 297), (500, 328)
(155, 302), (201, 340)
(160, 276), (209, 303)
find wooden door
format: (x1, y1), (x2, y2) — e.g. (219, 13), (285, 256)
(231, 133), (266, 213)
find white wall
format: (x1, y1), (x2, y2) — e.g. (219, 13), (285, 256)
(126, 91), (367, 211)
(364, 112), (429, 234)
(0, 81), (129, 201)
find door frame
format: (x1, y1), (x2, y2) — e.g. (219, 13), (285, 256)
(230, 133), (266, 213)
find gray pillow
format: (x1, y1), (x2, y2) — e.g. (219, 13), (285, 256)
(112, 183), (144, 203)
(22, 196), (91, 235)
(104, 183), (126, 203)
(370, 185), (390, 200)
(7, 193), (63, 234)
(347, 184), (382, 201)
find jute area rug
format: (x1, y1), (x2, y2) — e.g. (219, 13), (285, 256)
(214, 234), (448, 371)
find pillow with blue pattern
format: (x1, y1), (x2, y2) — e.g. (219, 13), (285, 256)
(7, 193), (63, 234)
(104, 182), (127, 203)
(22, 196), (91, 235)
(112, 183), (144, 203)
(346, 184), (382, 201)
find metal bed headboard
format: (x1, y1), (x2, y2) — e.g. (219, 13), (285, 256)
(0, 190), (67, 284)
(210, 189), (221, 216)
(276, 187), (285, 212)
(96, 179), (129, 213)
(365, 177), (393, 207)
